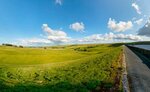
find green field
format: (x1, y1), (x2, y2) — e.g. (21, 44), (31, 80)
(0, 44), (123, 92)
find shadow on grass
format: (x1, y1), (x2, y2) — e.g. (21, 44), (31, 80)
(0, 80), (108, 92)
(0, 80), (117, 92)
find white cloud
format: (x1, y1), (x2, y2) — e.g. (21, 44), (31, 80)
(134, 18), (143, 25)
(42, 24), (67, 37)
(70, 22), (85, 32)
(42, 24), (70, 43)
(132, 3), (141, 14)
(55, 0), (62, 5)
(17, 24), (70, 46)
(113, 34), (142, 41)
(17, 32), (144, 46)
(74, 32), (142, 43)
(108, 18), (133, 32)
(145, 25), (148, 27)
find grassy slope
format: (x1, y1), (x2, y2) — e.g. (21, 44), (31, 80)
(0, 44), (123, 92)
(0, 46), (90, 65)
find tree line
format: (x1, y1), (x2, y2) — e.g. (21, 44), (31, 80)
(2, 43), (23, 48)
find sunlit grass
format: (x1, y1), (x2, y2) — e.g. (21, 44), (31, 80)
(0, 44), (123, 92)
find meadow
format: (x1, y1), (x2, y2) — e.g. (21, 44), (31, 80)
(0, 44), (123, 92)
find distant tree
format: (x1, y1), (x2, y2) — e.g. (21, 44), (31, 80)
(19, 45), (23, 48)
(2, 43), (13, 46)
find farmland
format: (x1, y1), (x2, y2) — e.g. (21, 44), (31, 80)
(0, 44), (123, 92)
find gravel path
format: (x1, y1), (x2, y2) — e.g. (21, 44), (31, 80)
(124, 46), (150, 92)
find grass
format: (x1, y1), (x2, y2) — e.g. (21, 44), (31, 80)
(0, 44), (123, 92)
(0, 46), (88, 65)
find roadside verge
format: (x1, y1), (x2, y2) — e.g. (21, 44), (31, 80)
(122, 45), (130, 92)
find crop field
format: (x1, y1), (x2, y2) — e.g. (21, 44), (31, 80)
(0, 44), (123, 92)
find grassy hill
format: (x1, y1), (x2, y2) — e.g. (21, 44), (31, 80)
(0, 44), (123, 92)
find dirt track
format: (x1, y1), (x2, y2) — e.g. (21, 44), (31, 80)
(124, 46), (150, 92)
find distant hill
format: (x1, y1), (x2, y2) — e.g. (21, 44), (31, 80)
(1, 43), (23, 48)
(125, 41), (150, 45)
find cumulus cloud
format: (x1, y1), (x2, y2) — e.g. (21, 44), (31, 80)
(18, 33), (143, 46)
(55, 0), (62, 5)
(134, 18), (143, 25)
(138, 18), (150, 36)
(18, 24), (70, 46)
(42, 24), (70, 43)
(108, 18), (133, 32)
(113, 34), (142, 41)
(70, 22), (85, 32)
(132, 3), (141, 14)
(75, 32), (142, 43)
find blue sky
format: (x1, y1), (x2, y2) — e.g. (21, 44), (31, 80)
(0, 0), (150, 46)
